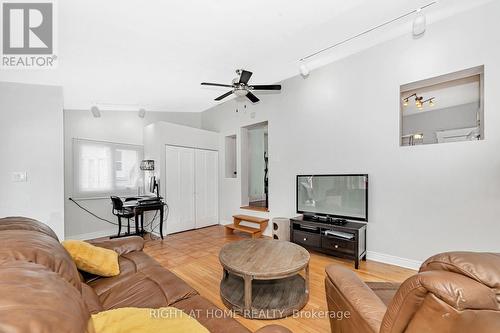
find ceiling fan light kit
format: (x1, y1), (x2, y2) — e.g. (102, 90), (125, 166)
(201, 69), (282, 103)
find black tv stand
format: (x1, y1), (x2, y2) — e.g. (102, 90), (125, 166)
(290, 215), (367, 269)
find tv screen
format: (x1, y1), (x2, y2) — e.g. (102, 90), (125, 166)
(296, 174), (368, 221)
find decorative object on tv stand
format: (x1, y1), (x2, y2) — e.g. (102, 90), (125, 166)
(272, 218), (290, 241)
(140, 160), (155, 171)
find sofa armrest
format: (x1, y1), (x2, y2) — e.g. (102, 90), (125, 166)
(255, 325), (293, 333)
(325, 265), (387, 333)
(87, 236), (144, 255)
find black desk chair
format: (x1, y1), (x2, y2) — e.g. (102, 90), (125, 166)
(111, 196), (134, 237)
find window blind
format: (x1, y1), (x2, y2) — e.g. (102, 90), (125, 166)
(72, 138), (143, 198)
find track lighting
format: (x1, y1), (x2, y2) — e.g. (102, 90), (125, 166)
(90, 106), (101, 118)
(297, 1), (437, 75)
(299, 61), (310, 77)
(138, 108), (146, 118)
(402, 94), (435, 110)
(413, 8), (427, 37)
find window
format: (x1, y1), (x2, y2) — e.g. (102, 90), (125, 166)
(73, 139), (143, 197)
(400, 66), (484, 146)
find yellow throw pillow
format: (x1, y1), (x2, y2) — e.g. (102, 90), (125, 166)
(62, 240), (120, 277)
(91, 307), (209, 333)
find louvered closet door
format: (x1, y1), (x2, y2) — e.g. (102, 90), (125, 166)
(195, 149), (219, 228)
(165, 145), (196, 234)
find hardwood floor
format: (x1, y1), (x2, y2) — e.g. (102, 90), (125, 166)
(143, 225), (415, 333)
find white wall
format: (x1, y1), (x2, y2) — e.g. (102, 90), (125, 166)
(0, 82), (65, 239)
(143, 121), (220, 234)
(403, 102), (478, 145)
(64, 110), (202, 239)
(143, 121), (220, 195)
(201, 2), (500, 269)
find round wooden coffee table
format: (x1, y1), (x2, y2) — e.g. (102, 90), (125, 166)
(219, 239), (310, 319)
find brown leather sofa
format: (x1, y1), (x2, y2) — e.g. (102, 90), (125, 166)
(325, 252), (500, 333)
(0, 217), (291, 333)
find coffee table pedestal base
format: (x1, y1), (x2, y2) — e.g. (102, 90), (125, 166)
(220, 272), (308, 319)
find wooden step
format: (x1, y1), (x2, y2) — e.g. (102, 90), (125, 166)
(233, 214), (269, 224)
(225, 223), (262, 239)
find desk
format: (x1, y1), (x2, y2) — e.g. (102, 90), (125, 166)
(121, 199), (165, 239)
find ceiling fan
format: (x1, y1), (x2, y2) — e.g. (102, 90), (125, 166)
(201, 69), (281, 103)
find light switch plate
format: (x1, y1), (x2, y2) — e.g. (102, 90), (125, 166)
(12, 172), (27, 182)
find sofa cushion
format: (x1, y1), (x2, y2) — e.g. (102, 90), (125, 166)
(90, 252), (197, 310)
(82, 283), (103, 314)
(0, 261), (92, 333)
(92, 307), (209, 333)
(88, 236), (145, 255)
(0, 230), (82, 291)
(173, 295), (251, 333)
(420, 251), (500, 290)
(88, 251), (176, 295)
(0, 216), (59, 240)
(62, 240), (120, 277)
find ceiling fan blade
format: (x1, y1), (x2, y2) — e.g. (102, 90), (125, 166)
(214, 91), (234, 101)
(250, 84), (281, 91)
(201, 82), (234, 88)
(238, 70), (253, 84)
(246, 91), (260, 103)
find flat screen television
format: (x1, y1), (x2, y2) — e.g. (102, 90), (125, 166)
(296, 174), (368, 222)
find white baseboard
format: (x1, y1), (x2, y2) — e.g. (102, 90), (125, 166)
(367, 251), (422, 270)
(66, 228), (117, 241)
(219, 219), (232, 226)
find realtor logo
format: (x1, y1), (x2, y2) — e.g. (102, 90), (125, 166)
(1, 0), (57, 68)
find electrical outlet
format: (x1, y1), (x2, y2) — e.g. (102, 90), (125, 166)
(12, 172), (27, 182)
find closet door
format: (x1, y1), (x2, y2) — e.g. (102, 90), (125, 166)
(165, 145), (196, 234)
(195, 149), (219, 228)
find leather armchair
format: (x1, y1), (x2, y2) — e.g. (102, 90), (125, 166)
(325, 252), (500, 333)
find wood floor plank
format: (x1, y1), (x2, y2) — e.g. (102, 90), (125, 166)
(144, 225), (415, 333)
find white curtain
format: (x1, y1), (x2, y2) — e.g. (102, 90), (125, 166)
(73, 139), (143, 198)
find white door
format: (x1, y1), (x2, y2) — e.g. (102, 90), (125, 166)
(165, 145), (196, 234)
(195, 149), (219, 228)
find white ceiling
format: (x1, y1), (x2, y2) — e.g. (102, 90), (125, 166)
(0, 0), (494, 112)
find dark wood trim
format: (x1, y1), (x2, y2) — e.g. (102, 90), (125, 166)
(240, 205), (269, 212)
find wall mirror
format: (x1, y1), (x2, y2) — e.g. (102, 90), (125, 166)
(400, 66), (484, 146)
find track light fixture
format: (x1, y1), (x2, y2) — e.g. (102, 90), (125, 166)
(402, 93), (435, 110)
(297, 1), (437, 76)
(299, 61), (310, 77)
(138, 108), (146, 118)
(90, 106), (101, 118)
(413, 8), (427, 37)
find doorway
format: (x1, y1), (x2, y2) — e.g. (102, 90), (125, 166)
(241, 121), (269, 211)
